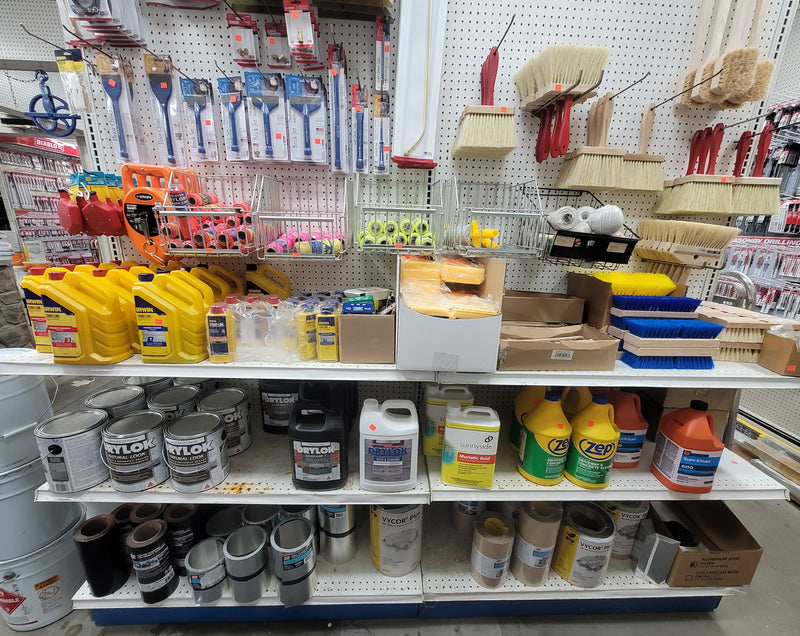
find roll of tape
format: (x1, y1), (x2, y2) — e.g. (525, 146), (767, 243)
(385, 220), (399, 235)
(73, 514), (129, 597)
(470, 512), (515, 589)
(366, 219), (385, 235)
(547, 206), (580, 231)
(270, 518), (317, 607)
(163, 503), (201, 576)
(398, 218), (414, 235)
(224, 525), (270, 604)
(185, 538), (227, 604)
(511, 502), (563, 587)
(451, 501), (487, 535)
(413, 218), (430, 235)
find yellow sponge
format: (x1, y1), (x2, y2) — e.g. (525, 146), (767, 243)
(440, 258), (485, 285)
(400, 256), (441, 282)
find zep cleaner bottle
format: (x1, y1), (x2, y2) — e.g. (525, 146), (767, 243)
(510, 386), (547, 450)
(561, 386), (593, 419)
(359, 399), (419, 492)
(423, 384), (473, 456)
(517, 391), (572, 485)
(563, 395), (620, 489)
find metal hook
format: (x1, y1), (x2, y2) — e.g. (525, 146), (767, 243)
(214, 60), (236, 91)
(496, 15), (515, 51)
(650, 68), (724, 110)
(534, 70), (584, 114)
(60, 25), (114, 59)
(724, 111), (775, 129)
(611, 71), (650, 100)
(19, 24), (65, 51)
(573, 69), (605, 103)
(222, 0), (245, 21)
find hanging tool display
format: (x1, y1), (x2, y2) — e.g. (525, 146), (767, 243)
(181, 78), (218, 162)
(25, 70), (80, 137)
(351, 82), (369, 172)
(217, 75), (250, 161)
(144, 54), (185, 167)
(286, 74), (327, 164)
(328, 41), (349, 173)
(246, 72), (289, 162)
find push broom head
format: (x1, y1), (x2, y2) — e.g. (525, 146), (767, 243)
(591, 272), (677, 296)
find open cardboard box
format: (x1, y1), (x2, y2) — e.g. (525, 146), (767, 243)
(396, 257), (506, 372)
(501, 291), (584, 324)
(498, 323), (618, 371)
(758, 331), (800, 376)
(339, 314), (396, 364)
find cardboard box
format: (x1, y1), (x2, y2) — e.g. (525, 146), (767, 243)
(395, 258), (506, 372)
(498, 324), (618, 371)
(641, 387), (738, 411)
(758, 332), (800, 376)
(650, 501), (762, 588)
(338, 314), (395, 364)
(636, 391), (729, 441)
(501, 291), (584, 324)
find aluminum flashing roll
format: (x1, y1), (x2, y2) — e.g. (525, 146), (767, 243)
(185, 538), (227, 604)
(270, 518), (316, 607)
(205, 508), (244, 539)
(224, 525), (269, 604)
(318, 505), (357, 564)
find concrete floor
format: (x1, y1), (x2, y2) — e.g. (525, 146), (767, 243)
(1, 499), (797, 636)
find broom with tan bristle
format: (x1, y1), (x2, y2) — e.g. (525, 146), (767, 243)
(619, 103), (665, 192)
(708, 0), (759, 101)
(636, 219), (741, 267)
(692, 0), (731, 105)
(679, 1), (717, 108)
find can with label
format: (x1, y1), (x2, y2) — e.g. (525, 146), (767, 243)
(604, 501), (650, 558)
(289, 404), (348, 490)
(85, 385), (147, 419)
(101, 410), (169, 492)
(198, 388), (252, 456)
(553, 502), (616, 588)
(173, 377), (221, 396)
(441, 404), (501, 489)
(259, 380), (299, 434)
(123, 376), (173, 397)
(34, 410), (110, 493)
(163, 412), (230, 493)
(148, 385), (200, 423)
(369, 504), (422, 577)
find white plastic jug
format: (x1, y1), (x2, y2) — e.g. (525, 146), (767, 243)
(359, 399), (419, 492)
(423, 384), (473, 456)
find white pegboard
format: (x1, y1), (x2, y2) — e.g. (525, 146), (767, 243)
(740, 388), (800, 441)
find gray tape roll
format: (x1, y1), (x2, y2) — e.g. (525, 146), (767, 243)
(185, 538), (227, 604)
(270, 518), (316, 607)
(224, 525), (269, 604)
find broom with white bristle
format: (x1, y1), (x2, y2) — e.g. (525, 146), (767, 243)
(453, 16), (518, 159)
(620, 103), (665, 192)
(732, 124), (781, 216)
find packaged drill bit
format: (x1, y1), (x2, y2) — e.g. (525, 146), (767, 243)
(373, 93), (390, 173)
(217, 76), (250, 162)
(328, 43), (349, 174)
(351, 84), (369, 173)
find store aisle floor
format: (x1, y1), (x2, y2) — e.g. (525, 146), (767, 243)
(2, 499), (796, 636)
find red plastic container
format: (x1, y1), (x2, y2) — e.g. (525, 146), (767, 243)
(609, 391), (649, 468)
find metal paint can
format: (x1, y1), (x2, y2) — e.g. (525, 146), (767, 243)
(369, 504), (422, 577)
(85, 386), (147, 419)
(318, 505), (357, 564)
(553, 502), (616, 588)
(148, 386), (200, 423)
(122, 376), (173, 397)
(173, 377), (221, 396)
(164, 413), (229, 493)
(101, 410), (169, 492)
(198, 388), (252, 456)
(34, 410), (109, 493)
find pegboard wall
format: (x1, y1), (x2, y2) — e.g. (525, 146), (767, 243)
(62, 0), (800, 298)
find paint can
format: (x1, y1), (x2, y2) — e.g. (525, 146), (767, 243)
(224, 525), (270, 604)
(185, 538), (227, 604)
(198, 388), (252, 456)
(173, 377), (221, 396)
(0, 511), (85, 632)
(34, 409), (109, 493)
(163, 503), (201, 576)
(127, 519), (178, 604)
(85, 385), (147, 419)
(553, 502), (616, 588)
(270, 518), (316, 607)
(164, 412), (229, 493)
(0, 375), (52, 473)
(122, 376), (173, 397)
(604, 501), (650, 559)
(369, 504), (422, 577)
(147, 385), (200, 422)
(101, 410), (168, 492)
(318, 505), (357, 564)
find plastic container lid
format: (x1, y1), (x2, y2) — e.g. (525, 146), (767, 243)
(593, 395), (609, 405)
(690, 400), (709, 411)
(92, 269), (108, 277)
(545, 391), (560, 401)
(209, 303), (227, 315)
(29, 266), (47, 276)
(138, 273), (155, 282)
(226, 295), (242, 304)
(48, 271), (66, 281)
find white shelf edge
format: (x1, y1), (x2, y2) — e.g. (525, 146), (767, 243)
(420, 586), (744, 603)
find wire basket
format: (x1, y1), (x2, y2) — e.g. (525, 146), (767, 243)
(353, 175), (445, 252)
(445, 181), (544, 256)
(155, 174), (261, 256)
(256, 177), (350, 259)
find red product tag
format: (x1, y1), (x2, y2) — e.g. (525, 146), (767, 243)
(315, 138), (321, 144)
(160, 82), (168, 89)
(269, 37), (276, 44)
(235, 34), (242, 41)
(291, 11), (299, 18)
(108, 79), (116, 87)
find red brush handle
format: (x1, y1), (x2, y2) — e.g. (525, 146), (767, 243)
(556, 94), (574, 156)
(696, 127), (713, 175)
(480, 46), (499, 106)
(706, 123), (725, 175)
(686, 129), (704, 176)
(752, 122), (773, 177)
(550, 100), (564, 159)
(536, 105), (552, 163)
(734, 131), (752, 178)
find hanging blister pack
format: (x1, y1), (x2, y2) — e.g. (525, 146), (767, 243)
(227, 12), (260, 67)
(55, 49), (92, 116)
(144, 54), (186, 167)
(351, 84), (369, 173)
(285, 3), (324, 71)
(180, 78), (219, 163)
(328, 43), (349, 174)
(217, 76), (250, 162)
(68, 0), (112, 21)
(97, 53), (148, 164)
(375, 17), (391, 94)
(245, 72), (290, 163)
(265, 22), (292, 70)
(286, 74), (327, 164)
(373, 94), (390, 173)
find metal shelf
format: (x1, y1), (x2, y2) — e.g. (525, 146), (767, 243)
(36, 433), (430, 506)
(425, 442), (788, 503)
(73, 529), (422, 609)
(439, 361), (800, 389)
(419, 505), (741, 602)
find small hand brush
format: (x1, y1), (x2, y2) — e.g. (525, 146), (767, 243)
(695, 0), (733, 104)
(709, 0), (759, 100)
(727, 0), (772, 105)
(679, 2), (716, 108)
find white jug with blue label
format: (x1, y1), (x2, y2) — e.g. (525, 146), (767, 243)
(359, 399), (419, 492)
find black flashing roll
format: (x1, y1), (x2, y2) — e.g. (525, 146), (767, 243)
(130, 502), (167, 525)
(126, 519), (178, 604)
(73, 514), (129, 597)
(163, 503), (201, 576)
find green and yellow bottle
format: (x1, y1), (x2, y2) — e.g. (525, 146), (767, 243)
(510, 386), (547, 450)
(517, 391), (572, 485)
(564, 395), (620, 489)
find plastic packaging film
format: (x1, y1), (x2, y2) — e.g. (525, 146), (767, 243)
(553, 503), (616, 588)
(470, 511), (515, 589)
(605, 501), (650, 558)
(510, 502), (563, 587)
(73, 514), (129, 597)
(452, 501), (487, 535)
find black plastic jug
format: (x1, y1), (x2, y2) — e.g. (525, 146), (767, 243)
(288, 403), (349, 490)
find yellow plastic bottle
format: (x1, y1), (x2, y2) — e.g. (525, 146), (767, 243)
(315, 307), (339, 361)
(40, 270), (133, 364)
(120, 260), (142, 268)
(206, 302), (236, 363)
(563, 395), (620, 489)
(73, 264), (100, 275)
(562, 386), (594, 419)
(132, 272), (208, 363)
(148, 261), (182, 272)
(170, 269), (214, 311)
(245, 263), (291, 300)
(97, 262), (119, 270)
(20, 266), (52, 353)
(510, 386), (547, 450)
(101, 268), (141, 353)
(208, 264), (245, 296)
(517, 391), (572, 485)
(190, 266), (231, 302)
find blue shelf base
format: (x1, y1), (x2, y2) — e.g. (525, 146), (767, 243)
(90, 597), (722, 626)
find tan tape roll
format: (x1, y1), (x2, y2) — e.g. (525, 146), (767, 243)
(511, 502), (563, 587)
(470, 512), (515, 589)
(451, 501), (487, 535)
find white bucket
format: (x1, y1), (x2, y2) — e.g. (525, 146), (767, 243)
(0, 511), (84, 631)
(0, 459), (81, 561)
(0, 375), (52, 473)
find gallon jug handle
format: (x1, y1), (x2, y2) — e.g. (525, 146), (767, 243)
(381, 399), (414, 417)
(461, 406), (495, 418)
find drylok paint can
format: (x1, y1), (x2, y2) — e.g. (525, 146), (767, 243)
(148, 385), (200, 422)
(34, 409), (110, 493)
(185, 538), (227, 604)
(553, 502), (616, 588)
(100, 410), (169, 492)
(604, 501), (650, 559)
(259, 380), (299, 434)
(123, 376), (173, 397)
(84, 385), (147, 419)
(318, 505), (357, 564)
(511, 502), (563, 587)
(270, 518), (317, 607)
(164, 413), (230, 493)
(369, 504), (422, 577)
(470, 511), (515, 589)
(198, 388), (252, 456)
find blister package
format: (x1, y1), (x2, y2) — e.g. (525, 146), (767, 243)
(245, 72), (290, 163)
(180, 78), (219, 162)
(285, 74), (327, 164)
(97, 53), (149, 163)
(227, 12), (260, 67)
(328, 43), (349, 173)
(55, 49), (92, 116)
(144, 54), (186, 167)
(351, 84), (369, 173)
(265, 22), (292, 70)
(217, 76), (250, 162)
(373, 93), (390, 173)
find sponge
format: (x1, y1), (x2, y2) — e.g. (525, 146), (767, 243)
(440, 258), (485, 285)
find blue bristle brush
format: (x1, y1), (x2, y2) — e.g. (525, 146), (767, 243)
(620, 352), (715, 370)
(611, 296), (702, 312)
(624, 318), (724, 339)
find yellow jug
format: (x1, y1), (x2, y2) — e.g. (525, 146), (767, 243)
(190, 266), (231, 302)
(208, 264), (245, 296)
(170, 269), (214, 311)
(103, 268), (142, 353)
(245, 263), (291, 300)
(511, 386), (547, 450)
(564, 395), (620, 489)
(517, 391), (572, 485)
(20, 266), (52, 353)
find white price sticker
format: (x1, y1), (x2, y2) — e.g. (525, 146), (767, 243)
(551, 350), (574, 361)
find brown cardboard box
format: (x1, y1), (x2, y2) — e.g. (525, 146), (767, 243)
(639, 387), (737, 411)
(636, 391), (729, 441)
(501, 291), (584, 324)
(498, 324), (618, 371)
(339, 314), (395, 364)
(650, 501), (762, 588)
(758, 332), (800, 376)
